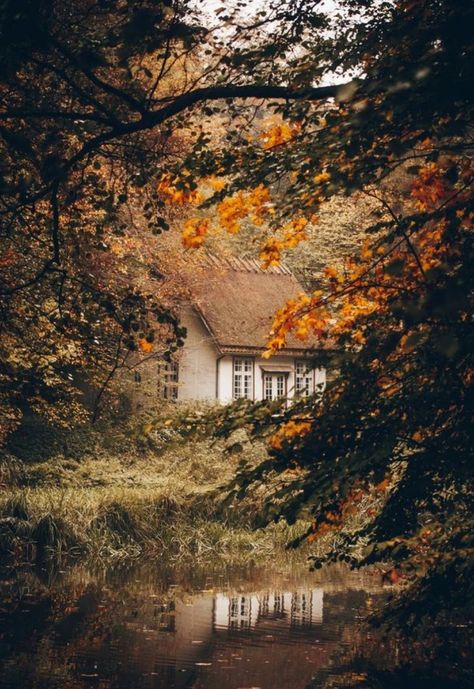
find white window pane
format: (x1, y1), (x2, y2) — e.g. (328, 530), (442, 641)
(160, 360), (179, 400)
(264, 374), (272, 401)
(234, 377), (242, 398)
(233, 358), (253, 399)
(296, 361), (314, 396)
(277, 375), (285, 397)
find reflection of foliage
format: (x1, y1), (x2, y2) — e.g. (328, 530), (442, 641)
(308, 605), (473, 689)
(0, 565), (379, 689)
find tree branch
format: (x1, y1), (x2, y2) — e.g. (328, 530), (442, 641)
(0, 80), (355, 296)
(91, 335), (127, 423)
(0, 109), (110, 124)
(0, 183), (61, 295)
(65, 81), (356, 174)
(50, 37), (146, 115)
(363, 189), (427, 281)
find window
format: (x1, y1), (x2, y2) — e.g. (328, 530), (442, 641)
(291, 592), (311, 626)
(153, 601), (176, 633)
(263, 373), (286, 401)
(233, 358), (254, 399)
(160, 360), (179, 400)
(264, 373), (272, 401)
(229, 596), (252, 630)
(276, 374), (285, 398)
(295, 361), (314, 396)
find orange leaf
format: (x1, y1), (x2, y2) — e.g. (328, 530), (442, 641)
(138, 339), (153, 353)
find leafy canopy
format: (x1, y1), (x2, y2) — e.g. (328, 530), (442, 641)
(168, 0), (473, 631)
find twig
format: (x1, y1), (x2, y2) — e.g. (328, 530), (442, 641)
(92, 336), (127, 423)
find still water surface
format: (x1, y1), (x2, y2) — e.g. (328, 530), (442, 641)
(0, 563), (384, 689)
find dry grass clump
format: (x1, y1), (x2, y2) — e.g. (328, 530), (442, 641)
(0, 416), (312, 566)
(0, 410), (382, 568)
(0, 483), (311, 566)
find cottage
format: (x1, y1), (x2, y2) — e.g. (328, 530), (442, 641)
(161, 255), (329, 404)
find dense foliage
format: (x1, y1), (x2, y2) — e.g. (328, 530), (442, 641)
(172, 0), (473, 631)
(0, 0), (200, 436)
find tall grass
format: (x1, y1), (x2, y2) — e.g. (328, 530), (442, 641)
(0, 416), (314, 566)
(0, 484), (311, 565)
(0, 413), (378, 567)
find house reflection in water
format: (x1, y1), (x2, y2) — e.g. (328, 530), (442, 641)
(1, 562), (384, 689)
(60, 585), (330, 689)
(213, 589), (324, 630)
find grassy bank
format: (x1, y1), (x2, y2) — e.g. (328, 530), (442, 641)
(0, 414), (312, 565)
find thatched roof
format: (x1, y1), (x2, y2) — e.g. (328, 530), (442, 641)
(185, 255), (325, 355)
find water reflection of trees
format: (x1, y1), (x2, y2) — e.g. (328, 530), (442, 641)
(0, 567), (379, 689)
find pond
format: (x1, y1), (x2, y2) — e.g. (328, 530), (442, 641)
(0, 562), (387, 689)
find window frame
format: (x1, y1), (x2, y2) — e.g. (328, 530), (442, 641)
(262, 372), (287, 401)
(232, 356), (255, 400)
(160, 359), (179, 401)
(294, 360), (315, 397)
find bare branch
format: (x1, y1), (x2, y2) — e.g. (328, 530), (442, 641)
(50, 37), (146, 115)
(91, 335), (127, 423)
(0, 109), (109, 124)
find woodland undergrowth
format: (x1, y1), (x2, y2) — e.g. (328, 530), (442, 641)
(0, 408), (317, 566)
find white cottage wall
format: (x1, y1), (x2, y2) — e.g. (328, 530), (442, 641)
(216, 356), (233, 404)
(216, 353), (326, 404)
(178, 307), (219, 401)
